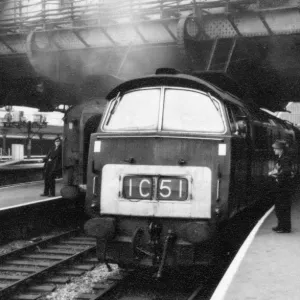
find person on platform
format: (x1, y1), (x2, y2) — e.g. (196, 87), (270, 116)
(41, 137), (62, 197)
(268, 140), (294, 233)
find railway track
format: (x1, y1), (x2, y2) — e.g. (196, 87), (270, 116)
(75, 268), (210, 300)
(75, 273), (129, 300)
(0, 229), (97, 300)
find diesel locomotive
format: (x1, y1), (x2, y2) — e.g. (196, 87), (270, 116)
(68, 69), (300, 275)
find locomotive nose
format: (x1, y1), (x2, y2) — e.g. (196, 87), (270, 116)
(84, 217), (116, 239)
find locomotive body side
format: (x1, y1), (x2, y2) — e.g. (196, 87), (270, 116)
(61, 99), (107, 199)
(84, 72), (299, 270)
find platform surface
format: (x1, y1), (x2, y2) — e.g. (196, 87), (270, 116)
(0, 159), (44, 169)
(0, 180), (63, 210)
(0, 163), (43, 170)
(211, 185), (300, 300)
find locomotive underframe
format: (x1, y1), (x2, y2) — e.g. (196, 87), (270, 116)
(86, 216), (219, 272)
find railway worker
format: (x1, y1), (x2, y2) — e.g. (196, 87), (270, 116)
(41, 137), (62, 197)
(234, 118), (248, 138)
(268, 140), (294, 233)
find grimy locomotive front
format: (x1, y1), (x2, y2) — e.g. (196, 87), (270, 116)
(84, 69), (299, 275)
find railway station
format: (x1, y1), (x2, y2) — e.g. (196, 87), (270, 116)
(1, 0), (300, 299)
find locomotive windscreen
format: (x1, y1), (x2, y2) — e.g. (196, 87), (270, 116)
(103, 87), (225, 133)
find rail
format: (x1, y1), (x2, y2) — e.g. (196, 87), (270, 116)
(75, 273), (130, 300)
(0, 229), (97, 299)
(0, 0), (272, 34)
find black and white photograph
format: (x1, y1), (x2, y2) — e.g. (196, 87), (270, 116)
(0, 0), (299, 299)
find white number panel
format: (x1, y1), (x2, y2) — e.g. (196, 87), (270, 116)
(100, 164), (212, 218)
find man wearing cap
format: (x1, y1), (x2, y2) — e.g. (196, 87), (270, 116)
(268, 140), (294, 233)
(41, 137), (62, 197)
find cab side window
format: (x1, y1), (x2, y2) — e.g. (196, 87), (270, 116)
(226, 104), (248, 137)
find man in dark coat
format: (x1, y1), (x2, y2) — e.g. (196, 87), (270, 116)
(41, 137), (62, 197)
(268, 140), (294, 233)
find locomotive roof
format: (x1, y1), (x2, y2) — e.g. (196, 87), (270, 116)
(106, 72), (240, 103)
(106, 70), (295, 128)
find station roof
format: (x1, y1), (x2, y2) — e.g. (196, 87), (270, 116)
(1, 1), (300, 112)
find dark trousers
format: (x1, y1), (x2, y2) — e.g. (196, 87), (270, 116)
(274, 188), (292, 231)
(44, 165), (56, 196)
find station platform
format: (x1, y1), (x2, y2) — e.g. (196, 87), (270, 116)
(211, 185), (300, 300)
(0, 179), (85, 243)
(0, 162), (43, 170)
(0, 160), (44, 186)
(0, 158), (43, 168)
(0, 180), (63, 211)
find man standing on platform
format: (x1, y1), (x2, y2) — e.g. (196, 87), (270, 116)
(41, 137), (62, 197)
(268, 140), (294, 233)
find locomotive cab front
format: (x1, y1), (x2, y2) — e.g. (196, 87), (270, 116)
(85, 72), (234, 271)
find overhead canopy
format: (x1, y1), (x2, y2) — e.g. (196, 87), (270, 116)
(0, 75), (123, 111)
(1, 1), (300, 112)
